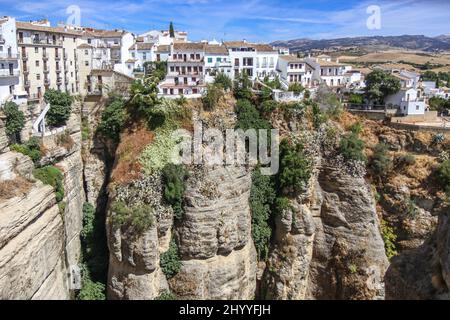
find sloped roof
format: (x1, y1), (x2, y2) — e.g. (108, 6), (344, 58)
(279, 55), (304, 63)
(173, 42), (205, 51)
(155, 45), (170, 52)
(16, 21), (82, 36)
(84, 29), (126, 38)
(78, 43), (93, 49)
(204, 44), (228, 55)
(129, 42), (154, 50)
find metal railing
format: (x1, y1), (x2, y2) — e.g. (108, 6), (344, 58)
(0, 53), (19, 60)
(0, 69), (19, 77)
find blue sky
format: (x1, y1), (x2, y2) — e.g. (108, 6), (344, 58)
(1, 0), (449, 42)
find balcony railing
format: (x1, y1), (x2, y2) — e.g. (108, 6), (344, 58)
(43, 52), (49, 60)
(20, 38), (63, 46)
(55, 55), (61, 61)
(44, 79), (51, 85)
(0, 53), (19, 60)
(0, 70), (20, 77)
(22, 53), (28, 61)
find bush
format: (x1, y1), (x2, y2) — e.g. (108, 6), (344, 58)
(348, 93), (364, 105)
(250, 168), (276, 261)
(214, 72), (232, 91)
(339, 133), (367, 163)
(3, 101), (25, 138)
(381, 219), (398, 260)
(233, 73), (253, 101)
(278, 139), (312, 195)
(288, 83), (305, 95)
(97, 97), (128, 142)
(11, 137), (43, 164)
(437, 160), (450, 194)
(259, 100), (278, 116)
(110, 201), (154, 233)
(370, 143), (392, 177)
(81, 118), (90, 141)
(160, 239), (181, 278)
(144, 61), (167, 81)
(311, 103), (328, 129)
(349, 122), (363, 135)
(397, 153), (416, 167)
(78, 276), (106, 300)
(235, 99), (271, 131)
(162, 164), (189, 220)
(33, 166), (64, 202)
(202, 84), (223, 110)
(81, 202), (95, 242)
(155, 291), (177, 300)
(275, 197), (292, 213)
(44, 89), (74, 127)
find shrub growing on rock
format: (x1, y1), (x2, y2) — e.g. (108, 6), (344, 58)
(33, 166), (64, 202)
(110, 200), (154, 233)
(97, 96), (128, 142)
(278, 139), (313, 195)
(214, 72), (232, 91)
(339, 133), (367, 163)
(11, 137), (43, 164)
(437, 159), (450, 194)
(162, 164), (189, 220)
(160, 239), (181, 279)
(202, 84), (223, 110)
(370, 143), (393, 178)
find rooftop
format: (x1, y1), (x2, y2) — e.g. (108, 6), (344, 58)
(16, 21), (82, 36)
(173, 42), (205, 51)
(129, 42), (155, 51)
(204, 44), (228, 55)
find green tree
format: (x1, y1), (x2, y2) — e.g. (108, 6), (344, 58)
(44, 89), (74, 127)
(348, 93), (364, 105)
(3, 101), (25, 140)
(437, 159), (450, 194)
(278, 139), (312, 195)
(202, 84), (224, 110)
(169, 22), (175, 38)
(370, 143), (393, 178)
(365, 70), (401, 104)
(160, 239), (181, 278)
(130, 76), (161, 115)
(339, 133), (367, 163)
(288, 82), (305, 95)
(214, 72), (232, 91)
(250, 168), (276, 261)
(162, 164), (189, 220)
(235, 99), (271, 131)
(97, 96), (128, 142)
(233, 72), (253, 101)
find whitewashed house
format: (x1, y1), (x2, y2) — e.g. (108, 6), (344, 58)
(276, 55), (314, 88)
(0, 17), (23, 106)
(204, 44), (232, 83)
(385, 88), (426, 116)
(254, 44), (279, 80)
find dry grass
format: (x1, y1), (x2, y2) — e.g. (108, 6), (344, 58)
(0, 176), (33, 201)
(56, 130), (75, 150)
(111, 121), (154, 185)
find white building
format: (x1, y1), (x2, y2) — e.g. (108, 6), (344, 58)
(127, 42), (154, 72)
(224, 41), (278, 81)
(0, 17), (23, 106)
(276, 55), (314, 88)
(204, 44), (231, 83)
(139, 30), (188, 45)
(385, 88), (426, 116)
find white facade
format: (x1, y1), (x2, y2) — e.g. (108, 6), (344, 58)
(386, 88), (426, 115)
(277, 55), (314, 88)
(204, 44), (232, 83)
(0, 17), (23, 106)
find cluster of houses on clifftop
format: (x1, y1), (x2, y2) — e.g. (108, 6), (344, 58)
(1, 16), (449, 121)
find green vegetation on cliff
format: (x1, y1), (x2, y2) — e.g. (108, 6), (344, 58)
(160, 239), (181, 279)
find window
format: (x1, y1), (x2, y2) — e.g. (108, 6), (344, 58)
(37, 74), (41, 80)
(416, 105), (420, 110)
(35, 61), (39, 67)
(85, 50), (88, 55)
(196, 54), (200, 60)
(208, 57), (213, 63)
(9, 85), (14, 94)
(143, 53), (147, 60)
(217, 58), (221, 62)
(35, 47), (39, 53)
(85, 61), (89, 66)
(87, 39), (92, 44)
(71, 72), (73, 77)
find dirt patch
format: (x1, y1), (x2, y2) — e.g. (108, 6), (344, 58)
(111, 121), (154, 185)
(0, 176), (33, 201)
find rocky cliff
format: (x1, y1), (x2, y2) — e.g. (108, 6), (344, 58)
(0, 104), (85, 300)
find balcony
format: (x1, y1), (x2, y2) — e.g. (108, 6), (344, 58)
(24, 80), (30, 87)
(23, 69), (30, 75)
(0, 70), (20, 78)
(56, 67), (62, 73)
(28, 94), (42, 102)
(28, 38), (63, 47)
(44, 79), (51, 86)
(0, 36), (4, 44)
(43, 53), (49, 61)
(22, 53), (28, 61)
(0, 53), (19, 60)
(64, 78), (69, 85)
(55, 55), (61, 61)
(63, 53), (68, 60)
(43, 67), (50, 74)
(57, 77), (63, 84)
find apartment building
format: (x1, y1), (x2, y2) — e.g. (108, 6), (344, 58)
(160, 42), (206, 97)
(0, 17), (24, 106)
(204, 44), (232, 83)
(277, 55), (315, 88)
(16, 20), (82, 102)
(224, 41), (278, 81)
(139, 30), (188, 45)
(81, 28), (134, 77)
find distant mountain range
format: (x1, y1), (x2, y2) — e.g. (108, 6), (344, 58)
(271, 35), (450, 53)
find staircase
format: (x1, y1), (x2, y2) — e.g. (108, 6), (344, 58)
(32, 103), (51, 136)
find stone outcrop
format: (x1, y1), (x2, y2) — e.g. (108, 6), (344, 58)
(262, 162), (389, 300)
(0, 106), (85, 300)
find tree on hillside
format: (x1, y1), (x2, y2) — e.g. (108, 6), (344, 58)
(3, 101), (25, 142)
(169, 22), (175, 38)
(233, 72), (253, 101)
(365, 70), (401, 105)
(44, 89), (74, 127)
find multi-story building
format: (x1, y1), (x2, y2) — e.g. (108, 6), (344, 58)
(204, 44), (232, 83)
(277, 55), (315, 88)
(224, 41), (278, 81)
(139, 30), (188, 45)
(159, 42), (206, 97)
(0, 17), (23, 106)
(16, 20), (82, 102)
(80, 28), (134, 77)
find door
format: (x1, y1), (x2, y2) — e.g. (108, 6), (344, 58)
(8, 63), (13, 76)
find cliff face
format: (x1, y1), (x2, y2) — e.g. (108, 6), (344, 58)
(262, 160), (388, 300)
(0, 105), (85, 300)
(107, 166), (257, 300)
